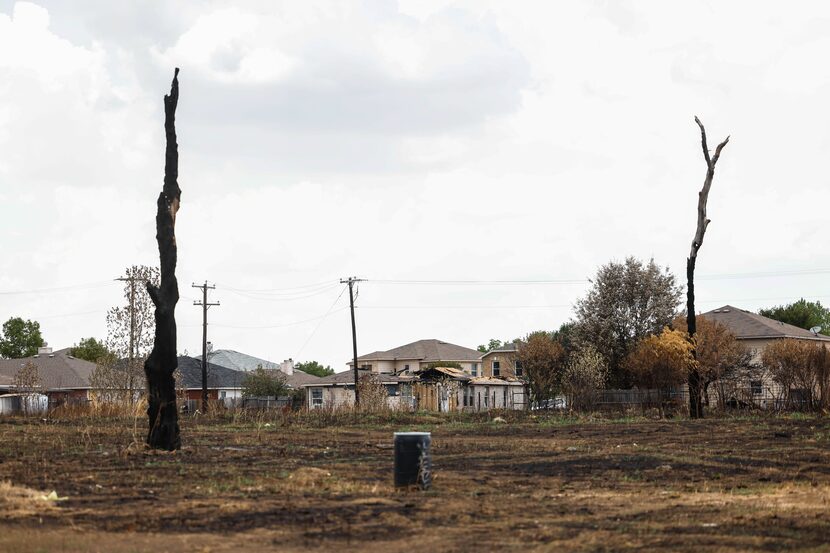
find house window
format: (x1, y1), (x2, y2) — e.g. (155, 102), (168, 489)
(750, 380), (762, 396)
(503, 387), (507, 406)
(515, 360), (523, 377)
(404, 364), (410, 371)
(484, 386), (490, 407)
(401, 384), (412, 401)
(219, 391), (227, 399)
(493, 361), (500, 377)
(471, 363), (478, 376)
(311, 388), (323, 408)
(385, 385), (398, 397)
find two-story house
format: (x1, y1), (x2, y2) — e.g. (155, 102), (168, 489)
(478, 342), (523, 378)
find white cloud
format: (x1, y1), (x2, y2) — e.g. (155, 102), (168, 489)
(2, 0), (830, 370)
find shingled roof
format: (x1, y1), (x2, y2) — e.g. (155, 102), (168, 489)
(176, 356), (246, 389)
(702, 305), (830, 342)
(196, 349), (321, 389)
(0, 348), (95, 390)
(310, 369), (415, 387)
(352, 339), (481, 364)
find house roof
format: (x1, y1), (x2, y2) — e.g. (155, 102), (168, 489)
(197, 349), (279, 371)
(702, 305), (830, 342)
(0, 348), (95, 390)
(307, 369), (415, 387)
(352, 339), (481, 364)
(415, 366), (471, 381)
(470, 375), (524, 385)
(480, 342), (519, 358)
(176, 356), (246, 389)
(198, 349), (322, 389)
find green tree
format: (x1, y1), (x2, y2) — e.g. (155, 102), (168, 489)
(0, 317), (44, 359)
(71, 337), (114, 363)
(759, 299), (830, 335)
(477, 339), (503, 353)
(242, 366), (289, 398)
(295, 360), (334, 377)
(573, 257), (682, 388)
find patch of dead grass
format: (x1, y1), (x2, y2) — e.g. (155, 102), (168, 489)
(0, 480), (58, 518)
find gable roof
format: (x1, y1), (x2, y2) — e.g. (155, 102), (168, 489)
(197, 349), (279, 371)
(702, 305), (830, 342)
(198, 349), (322, 388)
(353, 339), (481, 364)
(480, 342), (519, 358)
(0, 348), (95, 390)
(310, 369), (415, 387)
(176, 356), (246, 389)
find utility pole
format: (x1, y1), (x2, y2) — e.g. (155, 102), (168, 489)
(340, 277), (364, 407)
(193, 281), (219, 412)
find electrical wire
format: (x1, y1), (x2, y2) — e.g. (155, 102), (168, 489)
(0, 280), (118, 295)
(294, 285), (349, 358)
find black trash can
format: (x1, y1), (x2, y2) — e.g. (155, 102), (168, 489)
(393, 431), (431, 489)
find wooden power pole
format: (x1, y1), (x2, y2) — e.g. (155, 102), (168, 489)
(193, 281), (219, 412)
(340, 277), (364, 407)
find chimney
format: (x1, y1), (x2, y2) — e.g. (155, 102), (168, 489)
(280, 358), (294, 375)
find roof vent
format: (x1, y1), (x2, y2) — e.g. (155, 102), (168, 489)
(48, 354), (55, 358)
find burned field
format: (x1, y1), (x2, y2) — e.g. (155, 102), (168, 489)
(1, 414), (829, 552)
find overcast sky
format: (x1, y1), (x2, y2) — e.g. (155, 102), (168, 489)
(2, 1), (829, 371)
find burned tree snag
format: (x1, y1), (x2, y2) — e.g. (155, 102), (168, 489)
(144, 68), (182, 450)
(687, 116), (729, 419)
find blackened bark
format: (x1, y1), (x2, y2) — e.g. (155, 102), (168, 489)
(687, 117), (729, 420)
(687, 256), (704, 418)
(144, 68), (182, 450)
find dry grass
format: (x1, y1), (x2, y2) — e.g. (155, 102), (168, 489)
(0, 481), (59, 519)
(1, 413), (829, 552)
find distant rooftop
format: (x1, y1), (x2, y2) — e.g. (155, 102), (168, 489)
(352, 339), (481, 365)
(703, 305), (830, 341)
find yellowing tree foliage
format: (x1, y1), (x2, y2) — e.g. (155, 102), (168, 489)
(625, 328), (695, 391)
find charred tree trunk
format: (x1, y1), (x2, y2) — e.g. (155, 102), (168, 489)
(144, 68), (182, 450)
(687, 116), (729, 419)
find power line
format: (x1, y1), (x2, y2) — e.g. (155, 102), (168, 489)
(203, 307), (349, 329)
(221, 283), (341, 302)
(368, 268), (830, 286)
(0, 280), (118, 295)
(294, 285), (348, 358)
(215, 280), (338, 294)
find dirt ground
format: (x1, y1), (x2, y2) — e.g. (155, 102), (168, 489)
(0, 412), (829, 552)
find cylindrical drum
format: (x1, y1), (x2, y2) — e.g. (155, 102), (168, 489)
(393, 431), (431, 489)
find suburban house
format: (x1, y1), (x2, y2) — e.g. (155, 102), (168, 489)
(348, 339), (483, 375)
(304, 369), (417, 410)
(701, 305), (830, 407)
(0, 346), (94, 405)
(306, 338), (528, 412)
(413, 366), (527, 412)
(197, 349), (321, 389)
(175, 355), (246, 406)
(479, 342), (523, 378)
